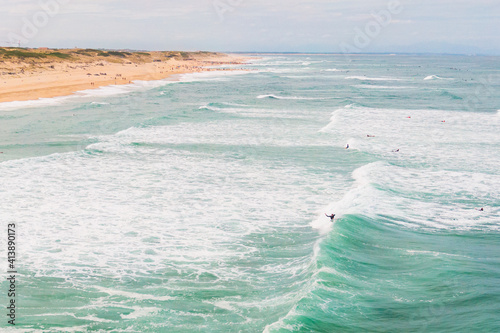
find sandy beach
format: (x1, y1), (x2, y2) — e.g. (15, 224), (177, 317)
(0, 49), (248, 103)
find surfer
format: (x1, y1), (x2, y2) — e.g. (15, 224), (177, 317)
(392, 149), (399, 152)
(325, 213), (335, 221)
(346, 144), (349, 149)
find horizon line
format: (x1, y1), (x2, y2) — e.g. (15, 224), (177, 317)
(1, 45), (498, 57)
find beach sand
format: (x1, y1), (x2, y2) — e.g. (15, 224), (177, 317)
(0, 49), (248, 103)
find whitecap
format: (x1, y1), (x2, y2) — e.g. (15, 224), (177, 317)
(424, 75), (453, 80)
(257, 94), (329, 100)
(345, 76), (404, 81)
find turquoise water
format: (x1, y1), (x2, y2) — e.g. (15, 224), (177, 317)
(0, 55), (499, 332)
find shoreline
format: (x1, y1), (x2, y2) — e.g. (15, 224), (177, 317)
(0, 50), (250, 104)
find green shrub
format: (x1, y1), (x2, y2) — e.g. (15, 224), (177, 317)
(49, 52), (72, 59)
(107, 51), (132, 57)
(1, 49), (47, 59)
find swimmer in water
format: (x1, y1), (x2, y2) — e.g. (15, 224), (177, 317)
(325, 213), (335, 221)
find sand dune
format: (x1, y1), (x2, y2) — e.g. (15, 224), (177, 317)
(0, 48), (248, 103)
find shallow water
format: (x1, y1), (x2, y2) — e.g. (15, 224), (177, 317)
(0, 54), (499, 332)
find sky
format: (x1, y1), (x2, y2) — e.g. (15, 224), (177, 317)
(0, 0), (499, 54)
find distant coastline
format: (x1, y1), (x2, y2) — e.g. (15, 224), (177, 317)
(0, 48), (249, 103)
(230, 51), (496, 56)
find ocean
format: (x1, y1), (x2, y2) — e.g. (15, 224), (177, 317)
(0, 54), (499, 332)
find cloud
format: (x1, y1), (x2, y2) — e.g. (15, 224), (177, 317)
(0, 0), (498, 54)
(0, 1), (41, 15)
(391, 19), (413, 24)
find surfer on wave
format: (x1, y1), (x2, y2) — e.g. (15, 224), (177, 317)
(325, 213), (335, 221)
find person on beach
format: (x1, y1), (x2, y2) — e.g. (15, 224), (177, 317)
(325, 213), (335, 221)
